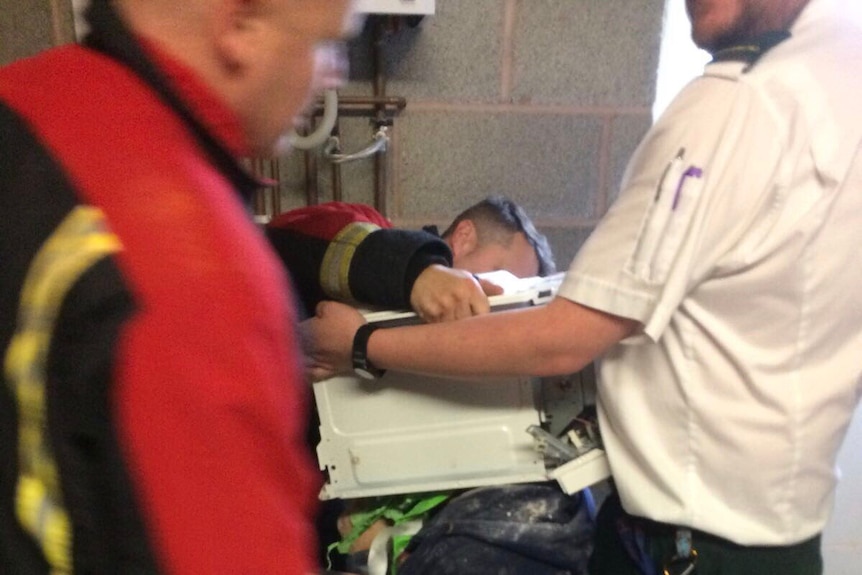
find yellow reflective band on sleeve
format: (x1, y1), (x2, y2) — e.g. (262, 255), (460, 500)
(319, 222), (379, 302)
(4, 205), (122, 575)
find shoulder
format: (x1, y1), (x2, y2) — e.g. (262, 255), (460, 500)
(267, 202), (390, 239)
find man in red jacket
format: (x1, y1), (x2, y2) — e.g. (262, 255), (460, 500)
(0, 0), (358, 573)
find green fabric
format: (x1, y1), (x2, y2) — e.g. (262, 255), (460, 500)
(327, 492), (452, 573)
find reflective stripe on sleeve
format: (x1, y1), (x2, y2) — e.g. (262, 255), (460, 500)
(319, 222), (379, 302)
(4, 206), (121, 574)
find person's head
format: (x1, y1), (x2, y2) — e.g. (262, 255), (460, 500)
(685, 0), (810, 52)
(441, 196), (556, 279)
(114, 0), (360, 156)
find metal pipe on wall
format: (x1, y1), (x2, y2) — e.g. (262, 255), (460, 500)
(294, 15), (410, 213)
(303, 130), (319, 206)
(372, 17), (390, 215)
(330, 117), (344, 202)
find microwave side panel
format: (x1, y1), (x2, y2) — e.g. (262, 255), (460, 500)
(314, 372), (548, 500)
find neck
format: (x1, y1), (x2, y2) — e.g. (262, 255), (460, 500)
(708, 0), (810, 52)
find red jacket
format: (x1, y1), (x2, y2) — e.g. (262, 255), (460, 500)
(0, 2), (317, 573)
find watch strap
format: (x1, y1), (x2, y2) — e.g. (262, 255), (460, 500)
(352, 323), (386, 379)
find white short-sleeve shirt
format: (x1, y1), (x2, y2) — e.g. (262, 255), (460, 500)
(558, 0), (862, 545)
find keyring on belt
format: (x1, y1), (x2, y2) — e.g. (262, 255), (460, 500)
(662, 528), (698, 575)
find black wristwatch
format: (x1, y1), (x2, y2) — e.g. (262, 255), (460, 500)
(352, 323), (386, 379)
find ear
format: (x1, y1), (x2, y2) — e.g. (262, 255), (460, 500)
(213, 0), (263, 72)
(448, 219), (479, 259)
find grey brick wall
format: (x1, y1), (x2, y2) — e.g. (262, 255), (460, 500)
(278, 0), (663, 267)
(0, 0), (73, 64)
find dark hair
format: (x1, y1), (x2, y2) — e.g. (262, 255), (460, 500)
(442, 195), (556, 277)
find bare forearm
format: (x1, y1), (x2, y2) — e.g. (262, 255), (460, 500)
(366, 297), (637, 378)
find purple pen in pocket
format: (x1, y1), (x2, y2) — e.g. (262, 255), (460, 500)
(672, 166), (703, 210)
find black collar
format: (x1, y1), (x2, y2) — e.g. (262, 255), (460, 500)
(710, 30), (791, 70)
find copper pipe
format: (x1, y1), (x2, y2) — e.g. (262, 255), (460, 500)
(306, 97), (405, 123)
(302, 126), (319, 206)
(372, 17), (388, 215)
(330, 117), (343, 202)
(343, 96), (406, 108)
(252, 158), (268, 216)
(270, 158), (281, 214)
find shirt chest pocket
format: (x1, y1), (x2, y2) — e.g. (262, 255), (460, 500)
(626, 163), (705, 285)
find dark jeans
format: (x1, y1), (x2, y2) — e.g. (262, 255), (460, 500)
(399, 483), (594, 575)
(589, 493), (823, 575)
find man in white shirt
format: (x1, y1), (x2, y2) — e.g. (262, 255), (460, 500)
(304, 0), (862, 573)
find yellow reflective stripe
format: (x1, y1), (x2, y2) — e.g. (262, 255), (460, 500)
(18, 476), (71, 571)
(319, 222), (379, 302)
(4, 206), (121, 574)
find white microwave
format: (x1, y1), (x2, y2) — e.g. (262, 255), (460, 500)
(313, 273), (611, 500)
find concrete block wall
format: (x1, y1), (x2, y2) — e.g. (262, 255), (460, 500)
(274, 0), (662, 268)
(0, 0), (72, 64)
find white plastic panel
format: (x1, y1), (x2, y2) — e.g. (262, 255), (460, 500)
(549, 449), (612, 495)
(315, 372), (547, 499)
(355, 0), (435, 15)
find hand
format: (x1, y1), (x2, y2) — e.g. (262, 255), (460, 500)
(409, 264), (504, 323)
(301, 301), (366, 382)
